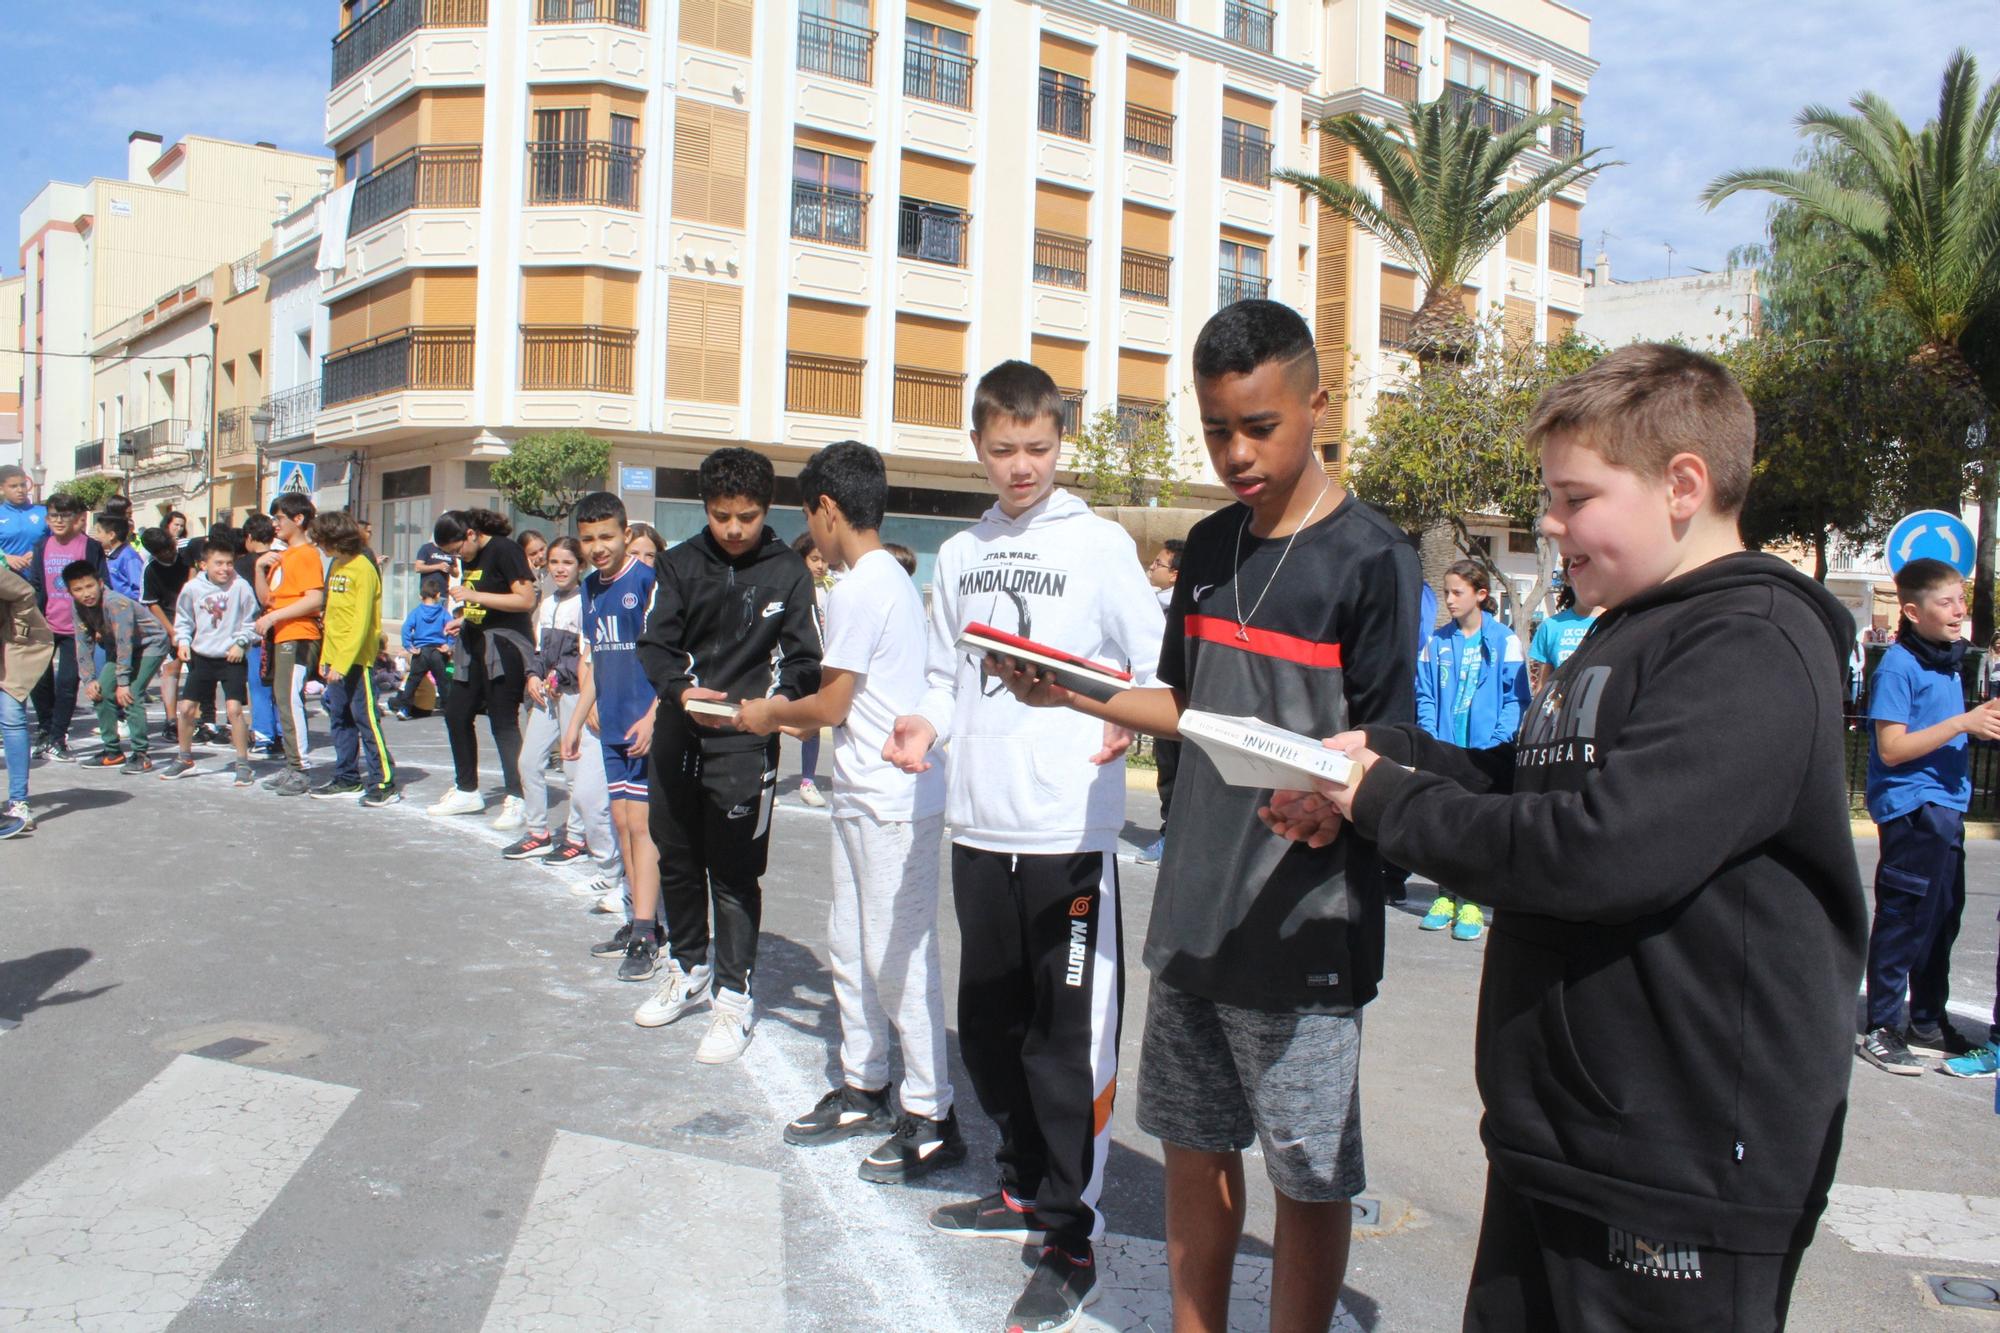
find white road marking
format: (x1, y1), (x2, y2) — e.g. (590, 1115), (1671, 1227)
(0, 1054), (356, 1330)
(480, 1130), (782, 1331)
(1822, 1185), (2000, 1265)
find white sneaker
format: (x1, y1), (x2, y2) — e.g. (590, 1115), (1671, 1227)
(2, 800), (33, 831)
(635, 961), (712, 1029)
(696, 994), (753, 1064)
(428, 787), (486, 816)
(571, 876), (617, 899)
(593, 889), (624, 914)
(490, 795), (526, 832)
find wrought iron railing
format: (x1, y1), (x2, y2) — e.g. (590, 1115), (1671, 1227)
(1549, 231), (1583, 277)
(264, 379), (320, 443)
(214, 407), (253, 463)
(75, 440), (106, 474)
(1384, 46), (1419, 102)
(1549, 116), (1585, 157)
(1120, 249), (1171, 304)
(798, 15), (875, 84)
(352, 145), (483, 232)
(786, 353), (865, 417)
(1223, 0), (1274, 52)
(904, 41), (973, 108)
(1124, 105), (1174, 161)
(1033, 231), (1089, 289)
(1445, 81), (1529, 135)
(1038, 78), (1093, 141)
(323, 327), (475, 405)
(1218, 268), (1270, 305)
(230, 252), (260, 296)
(1380, 306), (1416, 349)
(897, 199), (969, 267)
(893, 366), (966, 428)
(1115, 397), (1161, 442)
(332, 0), (486, 88)
(1059, 390), (1086, 438)
(525, 141), (642, 209)
(1129, 0), (1175, 16)
(1222, 126), (1271, 186)
(520, 326), (636, 393)
(534, 0), (643, 26)
(119, 418), (190, 463)
(792, 183), (870, 248)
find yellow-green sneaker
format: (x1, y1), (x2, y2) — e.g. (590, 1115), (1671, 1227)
(1420, 896), (1455, 930)
(1451, 902), (1486, 941)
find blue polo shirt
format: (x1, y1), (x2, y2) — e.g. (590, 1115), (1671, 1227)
(1865, 640), (1971, 823)
(0, 501), (47, 558)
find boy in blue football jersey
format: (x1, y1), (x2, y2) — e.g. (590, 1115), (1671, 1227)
(565, 491), (663, 986)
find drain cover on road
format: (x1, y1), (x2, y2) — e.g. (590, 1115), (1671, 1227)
(1929, 1275), (2000, 1312)
(155, 1022), (324, 1066)
(1351, 1197), (1380, 1226)
(190, 1037), (270, 1062)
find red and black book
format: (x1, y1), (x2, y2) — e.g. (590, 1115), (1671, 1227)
(957, 622), (1133, 703)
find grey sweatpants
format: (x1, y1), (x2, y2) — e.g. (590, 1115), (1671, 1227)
(518, 692), (619, 867)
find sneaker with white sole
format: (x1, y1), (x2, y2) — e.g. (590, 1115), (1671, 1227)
(490, 795), (526, 832)
(158, 756), (199, 781)
(1858, 1025), (1924, 1076)
(695, 997), (753, 1064)
(635, 961), (713, 1028)
(1007, 1244), (1099, 1333)
(571, 876), (619, 899)
(859, 1110), (967, 1184)
(796, 778), (827, 808)
(784, 1084), (894, 1147)
(593, 889), (624, 915)
(929, 1190), (1045, 1243)
(428, 787), (486, 817)
(1, 800), (34, 832)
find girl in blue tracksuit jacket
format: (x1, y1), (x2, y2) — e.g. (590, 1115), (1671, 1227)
(1413, 560), (1530, 940)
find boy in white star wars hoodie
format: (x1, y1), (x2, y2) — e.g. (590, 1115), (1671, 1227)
(887, 361), (1163, 1333)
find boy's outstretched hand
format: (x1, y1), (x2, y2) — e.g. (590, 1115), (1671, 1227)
(1090, 723), (1134, 766)
(1257, 732), (1381, 848)
(884, 715), (936, 773)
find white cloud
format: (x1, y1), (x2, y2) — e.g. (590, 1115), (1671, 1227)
(89, 64), (328, 159)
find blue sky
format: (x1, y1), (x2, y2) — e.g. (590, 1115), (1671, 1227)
(0, 1), (1993, 283)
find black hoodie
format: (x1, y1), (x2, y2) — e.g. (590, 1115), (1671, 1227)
(636, 526), (822, 758)
(1354, 552), (1866, 1254)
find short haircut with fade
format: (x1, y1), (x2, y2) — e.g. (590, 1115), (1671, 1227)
(798, 440), (888, 531)
(1526, 343), (1756, 515)
(1894, 557), (1961, 604)
(972, 360), (1064, 435)
(573, 490), (628, 528)
(699, 446), (775, 508)
(1191, 299), (1318, 393)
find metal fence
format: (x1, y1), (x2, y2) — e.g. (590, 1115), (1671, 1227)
(520, 326), (636, 393)
(1032, 231), (1088, 289)
(1124, 106), (1174, 162)
(897, 200), (969, 267)
(1445, 81), (1529, 135)
(1218, 268), (1270, 306)
(1223, 0), (1274, 52)
(526, 141), (641, 209)
(1038, 79), (1092, 141)
(892, 367), (966, 428)
(786, 354), (865, 417)
(534, 0), (643, 25)
(323, 328), (475, 406)
(792, 183), (870, 248)
(1222, 126), (1271, 186)
(798, 15), (875, 84)
(1120, 249), (1171, 304)
(332, 0), (486, 87)
(264, 379), (320, 443)
(352, 145), (482, 232)
(904, 42), (973, 108)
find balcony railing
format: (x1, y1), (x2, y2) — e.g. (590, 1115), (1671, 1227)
(521, 326), (636, 393)
(898, 199), (969, 267)
(1059, 389), (1085, 438)
(1549, 231), (1583, 277)
(526, 141), (642, 209)
(1115, 397), (1161, 442)
(904, 41), (974, 109)
(1121, 249), (1171, 304)
(1124, 105), (1175, 162)
(352, 145), (483, 232)
(1038, 79), (1093, 141)
(230, 252), (260, 296)
(798, 15), (875, 84)
(1222, 127), (1271, 186)
(792, 183), (870, 248)
(1380, 306), (1416, 349)
(264, 379), (320, 443)
(893, 366), (967, 428)
(1384, 50), (1419, 102)
(534, 0), (643, 26)
(1549, 117), (1585, 157)
(119, 419), (190, 463)
(1218, 268), (1270, 305)
(214, 407), (254, 464)
(1445, 81), (1529, 136)
(1223, 0), (1274, 52)
(323, 327), (475, 406)
(75, 440), (106, 474)
(786, 353), (865, 417)
(1033, 231), (1089, 289)
(332, 0), (486, 88)
(1129, 0), (1175, 15)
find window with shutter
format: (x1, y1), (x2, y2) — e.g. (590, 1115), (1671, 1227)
(667, 278), (742, 404)
(672, 100), (749, 228)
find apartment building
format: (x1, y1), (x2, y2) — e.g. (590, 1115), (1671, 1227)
(313, 0), (1591, 600)
(0, 275), (21, 467)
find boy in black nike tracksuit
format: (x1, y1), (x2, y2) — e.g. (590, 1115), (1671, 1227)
(636, 449), (822, 1064)
(1270, 345), (1867, 1332)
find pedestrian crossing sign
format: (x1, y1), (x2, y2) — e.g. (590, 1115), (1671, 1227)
(276, 460), (317, 498)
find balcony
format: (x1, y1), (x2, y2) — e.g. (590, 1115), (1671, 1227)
(526, 141), (642, 209)
(1033, 231), (1088, 289)
(1445, 81), (1529, 136)
(904, 41), (974, 109)
(1550, 117), (1585, 157)
(1549, 231), (1583, 277)
(264, 380), (321, 444)
(533, 0), (643, 26)
(1129, 0), (1175, 15)
(332, 0), (487, 88)
(792, 183), (870, 248)
(323, 327), (475, 406)
(1385, 42), (1419, 102)
(521, 326), (636, 393)
(1115, 397), (1161, 442)
(1038, 79), (1092, 142)
(898, 200), (969, 267)
(786, 353), (865, 417)
(1120, 249), (1171, 305)
(798, 15), (875, 85)
(893, 366), (966, 428)
(351, 145), (482, 232)
(1059, 389), (1085, 438)
(1380, 306), (1415, 349)
(1222, 127), (1271, 187)
(74, 440), (106, 474)
(1223, 0), (1274, 53)
(1124, 106), (1174, 162)
(1218, 268), (1270, 305)
(214, 407), (255, 467)
(119, 419), (191, 464)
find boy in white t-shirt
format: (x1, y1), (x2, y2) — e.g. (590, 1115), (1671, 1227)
(735, 441), (960, 1183)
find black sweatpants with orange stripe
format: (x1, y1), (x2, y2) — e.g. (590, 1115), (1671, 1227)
(951, 845), (1124, 1254)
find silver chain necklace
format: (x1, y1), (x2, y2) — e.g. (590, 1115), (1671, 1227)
(1231, 479), (1331, 641)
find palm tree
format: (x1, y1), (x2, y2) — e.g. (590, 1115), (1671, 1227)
(1277, 98), (1614, 366)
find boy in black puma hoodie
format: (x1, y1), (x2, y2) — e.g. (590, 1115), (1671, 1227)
(1265, 344), (1866, 1332)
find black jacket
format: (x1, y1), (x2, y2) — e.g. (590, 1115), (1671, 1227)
(1354, 553), (1866, 1254)
(636, 526), (822, 758)
(24, 534), (108, 614)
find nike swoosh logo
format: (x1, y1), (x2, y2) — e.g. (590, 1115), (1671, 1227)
(761, 603), (785, 618)
(1193, 583), (1216, 601)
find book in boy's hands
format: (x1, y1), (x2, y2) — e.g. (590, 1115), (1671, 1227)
(683, 698), (740, 722)
(956, 622), (1133, 704)
(1177, 709), (1357, 792)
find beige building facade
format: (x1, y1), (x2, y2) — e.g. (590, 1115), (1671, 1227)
(0, 275), (21, 466)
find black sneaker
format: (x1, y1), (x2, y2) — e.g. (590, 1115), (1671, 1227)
(591, 924), (635, 958)
(359, 783), (403, 808)
(784, 1084), (894, 1147)
(46, 741), (74, 763)
(1906, 1022), (1979, 1057)
(121, 752), (154, 775)
(502, 830), (555, 860)
(1858, 1026), (1924, 1075)
(79, 748), (126, 768)
(929, 1190), (1046, 1243)
(617, 932), (661, 982)
(1007, 1244), (1098, 1333)
(157, 755), (199, 780)
(543, 838), (590, 866)
(860, 1109), (968, 1184)
(31, 734), (52, 759)
(310, 777), (366, 801)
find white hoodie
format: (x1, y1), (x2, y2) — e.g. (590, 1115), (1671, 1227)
(916, 489), (1163, 853)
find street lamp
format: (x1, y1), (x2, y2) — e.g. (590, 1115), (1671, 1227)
(249, 406), (273, 510)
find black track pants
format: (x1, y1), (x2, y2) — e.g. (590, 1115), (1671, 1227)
(650, 744), (777, 999)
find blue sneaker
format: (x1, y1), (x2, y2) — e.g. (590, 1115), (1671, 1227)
(1451, 903), (1486, 941)
(1137, 837), (1165, 865)
(1420, 896), (1455, 931)
(1942, 1040), (1999, 1078)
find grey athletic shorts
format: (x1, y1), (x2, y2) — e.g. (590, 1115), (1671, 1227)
(1137, 976), (1367, 1204)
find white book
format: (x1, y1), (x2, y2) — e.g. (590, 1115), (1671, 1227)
(683, 698), (739, 721)
(954, 622), (1132, 704)
(1177, 709), (1357, 791)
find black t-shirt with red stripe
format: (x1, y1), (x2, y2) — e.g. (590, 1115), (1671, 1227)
(1148, 492), (1421, 1013)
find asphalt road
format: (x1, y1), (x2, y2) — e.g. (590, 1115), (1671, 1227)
(0, 712), (1995, 1330)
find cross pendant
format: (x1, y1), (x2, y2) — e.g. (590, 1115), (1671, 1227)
(1235, 626), (1251, 642)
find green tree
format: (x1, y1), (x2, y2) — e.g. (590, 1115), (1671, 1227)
(51, 476), (123, 513)
(1069, 405), (1186, 508)
(488, 430), (613, 523)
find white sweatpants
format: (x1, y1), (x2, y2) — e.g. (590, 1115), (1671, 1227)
(518, 693), (619, 866)
(829, 811), (950, 1119)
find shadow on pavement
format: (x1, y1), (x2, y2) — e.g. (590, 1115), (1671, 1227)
(23, 787), (133, 821)
(0, 947), (117, 1024)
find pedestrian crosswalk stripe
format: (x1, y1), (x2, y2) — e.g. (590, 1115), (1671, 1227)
(0, 1054), (356, 1330)
(480, 1130), (784, 1331)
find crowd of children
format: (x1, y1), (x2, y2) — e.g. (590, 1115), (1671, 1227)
(3, 301), (1997, 1333)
